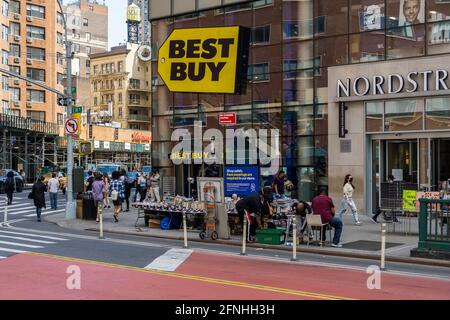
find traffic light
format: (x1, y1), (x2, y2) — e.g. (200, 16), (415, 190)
(74, 140), (92, 156)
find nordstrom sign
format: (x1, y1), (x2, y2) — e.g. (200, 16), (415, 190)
(337, 70), (449, 98)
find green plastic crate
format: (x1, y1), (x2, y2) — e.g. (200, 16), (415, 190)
(256, 228), (286, 245)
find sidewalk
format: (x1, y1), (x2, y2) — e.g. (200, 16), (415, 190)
(44, 207), (450, 267)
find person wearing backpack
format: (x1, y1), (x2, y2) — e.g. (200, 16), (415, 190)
(109, 171), (125, 222)
(4, 171), (16, 205)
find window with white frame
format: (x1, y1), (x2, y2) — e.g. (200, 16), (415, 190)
(27, 46), (45, 60)
(26, 4), (45, 19)
(27, 25), (45, 40)
(27, 89), (45, 103)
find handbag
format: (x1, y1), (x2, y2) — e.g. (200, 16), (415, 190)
(28, 190), (34, 199)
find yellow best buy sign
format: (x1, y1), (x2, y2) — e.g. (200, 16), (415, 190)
(158, 26), (250, 94)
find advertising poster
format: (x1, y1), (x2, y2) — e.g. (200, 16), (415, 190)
(224, 166), (259, 196)
(402, 190), (417, 211)
(416, 191), (441, 211)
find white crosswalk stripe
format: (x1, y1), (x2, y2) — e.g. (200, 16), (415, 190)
(0, 229), (69, 260)
(0, 230), (69, 241)
(0, 199), (67, 217)
(0, 235), (55, 244)
(24, 209), (66, 217)
(0, 240), (43, 249)
(0, 247), (27, 254)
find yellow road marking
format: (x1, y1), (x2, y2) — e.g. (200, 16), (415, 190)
(25, 252), (356, 300)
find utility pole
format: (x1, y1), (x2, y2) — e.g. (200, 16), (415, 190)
(57, 0), (76, 219)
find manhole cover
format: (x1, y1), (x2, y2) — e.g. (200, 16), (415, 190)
(343, 240), (403, 251)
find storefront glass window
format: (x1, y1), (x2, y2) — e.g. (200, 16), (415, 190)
(384, 99), (423, 131)
(283, 0), (313, 40)
(315, 35), (349, 66)
(386, 0), (426, 28)
(427, 21), (450, 55)
(366, 102), (384, 132)
(350, 32), (385, 63)
(386, 24), (425, 59)
(350, 0), (385, 33)
(283, 106), (314, 137)
(252, 108), (282, 131)
(428, 0), (450, 22)
(283, 71), (314, 105)
(315, 104), (328, 136)
(314, 0), (349, 37)
(426, 97), (450, 130)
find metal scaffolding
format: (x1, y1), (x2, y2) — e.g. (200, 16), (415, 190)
(0, 114), (62, 183)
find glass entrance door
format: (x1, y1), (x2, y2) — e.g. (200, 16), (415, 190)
(385, 140), (418, 183)
(432, 138), (450, 191)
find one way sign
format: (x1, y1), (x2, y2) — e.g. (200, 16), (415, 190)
(58, 96), (75, 106)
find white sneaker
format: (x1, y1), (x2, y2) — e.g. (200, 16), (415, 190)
(355, 221), (362, 225)
(331, 243), (342, 248)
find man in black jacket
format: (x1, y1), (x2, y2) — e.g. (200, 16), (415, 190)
(4, 171), (15, 205)
(236, 187), (273, 242)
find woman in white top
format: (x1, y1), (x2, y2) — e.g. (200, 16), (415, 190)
(338, 174), (362, 225)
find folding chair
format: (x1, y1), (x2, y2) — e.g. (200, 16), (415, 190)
(306, 214), (332, 247)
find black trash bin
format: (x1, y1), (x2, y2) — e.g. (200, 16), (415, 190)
(82, 192), (97, 220)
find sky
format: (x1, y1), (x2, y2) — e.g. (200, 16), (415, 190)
(105, 0), (128, 49)
(64, 0), (128, 49)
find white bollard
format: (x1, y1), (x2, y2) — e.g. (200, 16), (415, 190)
(2, 196), (9, 227)
(99, 203), (104, 239)
(183, 211), (188, 248)
(381, 223), (386, 271)
(291, 216), (297, 261)
(241, 215), (247, 256)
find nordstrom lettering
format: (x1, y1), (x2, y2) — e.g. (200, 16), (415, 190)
(337, 70), (449, 98)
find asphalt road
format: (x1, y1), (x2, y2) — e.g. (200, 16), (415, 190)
(0, 207), (450, 300)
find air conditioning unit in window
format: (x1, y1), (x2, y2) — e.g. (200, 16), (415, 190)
(14, 79), (19, 85)
(14, 13), (20, 20)
(26, 102), (32, 108)
(13, 57), (19, 63)
(26, 37), (32, 43)
(14, 101), (19, 107)
(14, 35), (20, 41)
(26, 59), (32, 65)
(26, 16), (32, 22)
(26, 82), (32, 86)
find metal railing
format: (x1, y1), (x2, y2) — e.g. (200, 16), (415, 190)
(0, 113), (58, 135)
(419, 198), (450, 252)
(128, 114), (150, 121)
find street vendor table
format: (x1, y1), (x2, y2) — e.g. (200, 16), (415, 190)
(131, 202), (205, 228)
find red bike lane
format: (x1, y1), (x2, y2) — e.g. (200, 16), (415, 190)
(0, 251), (449, 300)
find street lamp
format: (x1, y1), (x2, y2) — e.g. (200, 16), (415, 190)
(57, 0), (76, 220)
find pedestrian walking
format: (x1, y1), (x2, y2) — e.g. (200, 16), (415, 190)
(338, 174), (362, 225)
(92, 173), (105, 223)
(30, 176), (47, 222)
(124, 176), (132, 212)
(48, 173), (59, 210)
(109, 171), (125, 223)
(102, 172), (111, 209)
(4, 171), (15, 205)
(133, 172), (141, 202)
(85, 170), (94, 192)
(149, 170), (161, 202)
(137, 173), (147, 202)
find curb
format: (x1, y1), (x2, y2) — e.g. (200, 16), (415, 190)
(43, 216), (450, 268)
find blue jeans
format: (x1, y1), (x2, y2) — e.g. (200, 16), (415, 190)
(322, 217), (343, 245)
(338, 197), (360, 223)
(50, 192), (58, 209)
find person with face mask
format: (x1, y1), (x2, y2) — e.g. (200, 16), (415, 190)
(338, 174), (362, 225)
